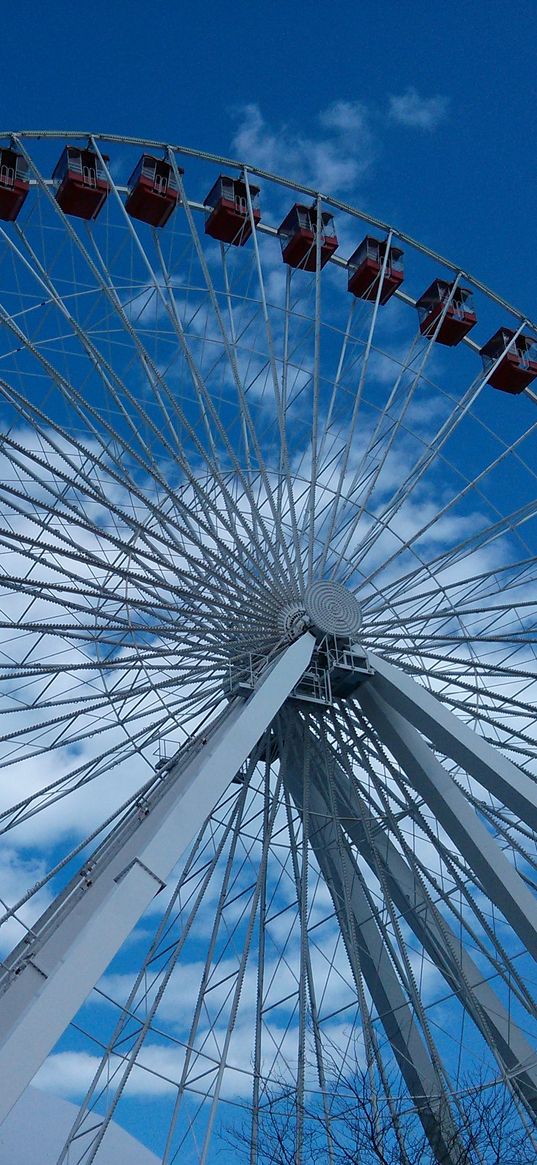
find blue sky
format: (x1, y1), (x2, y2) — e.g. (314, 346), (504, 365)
(1, 0), (536, 315)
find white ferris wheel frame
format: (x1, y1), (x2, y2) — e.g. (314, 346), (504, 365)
(0, 131), (534, 1165)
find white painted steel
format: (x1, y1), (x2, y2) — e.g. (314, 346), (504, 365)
(0, 633), (314, 1125)
(0, 133), (535, 1161)
(279, 708), (463, 1165)
(358, 683), (537, 962)
(322, 726), (537, 1115)
(367, 649), (537, 829)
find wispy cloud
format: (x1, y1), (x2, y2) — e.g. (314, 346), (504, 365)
(388, 87), (449, 130)
(230, 101), (376, 193)
(230, 90), (448, 197)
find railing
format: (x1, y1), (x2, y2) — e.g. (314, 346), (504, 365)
(227, 639), (371, 707)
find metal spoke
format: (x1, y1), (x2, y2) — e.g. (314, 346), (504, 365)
(0, 131), (535, 1164)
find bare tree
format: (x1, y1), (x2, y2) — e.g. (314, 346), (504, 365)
(226, 1061), (537, 1165)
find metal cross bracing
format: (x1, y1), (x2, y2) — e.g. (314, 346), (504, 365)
(0, 132), (535, 1162)
(3, 642), (537, 1161)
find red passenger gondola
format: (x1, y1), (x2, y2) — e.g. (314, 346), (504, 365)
(204, 175), (260, 245)
(480, 328), (537, 394)
(347, 235), (403, 304)
(0, 148), (30, 221)
(125, 155), (181, 228)
(53, 146), (110, 220)
(278, 204), (338, 271)
(416, 279), (477, 346)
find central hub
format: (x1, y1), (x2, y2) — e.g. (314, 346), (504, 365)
(277, 581), (362, 645)
(231, 581), (368, 706)
(272, 582), (368, 704)
(303, 580), (362, 641)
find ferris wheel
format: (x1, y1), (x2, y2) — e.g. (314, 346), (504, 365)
(0, 130), (536, 1164)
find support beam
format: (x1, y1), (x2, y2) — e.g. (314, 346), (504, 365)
(0, 633), (315, 1126)
(278, 707), (464, 1165)
(358, 683), (537, 963)
(311, 726), (537, 1117)
(367, 650), (537, 831)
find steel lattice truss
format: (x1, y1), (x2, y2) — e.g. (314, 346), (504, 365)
(0, 132), (536, 1164)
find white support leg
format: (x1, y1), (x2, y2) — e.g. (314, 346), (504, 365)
(367, 650), (537, 830)
(0, 633), (315, 1126)
(321, 733), (537, 1116)
(278, 707), (464, 1165)
(358, 682), (537, 962)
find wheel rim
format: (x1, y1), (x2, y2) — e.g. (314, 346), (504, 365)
(0, 132), (536, 1163)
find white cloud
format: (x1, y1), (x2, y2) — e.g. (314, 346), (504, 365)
(319, 100), (370, 137)
(0, 848), (54, 954)
(230, 101), (376, 194)
(34, 1051), (101, 1097)
(229, 91), (448, 200)
(388, 87), (449, 130)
